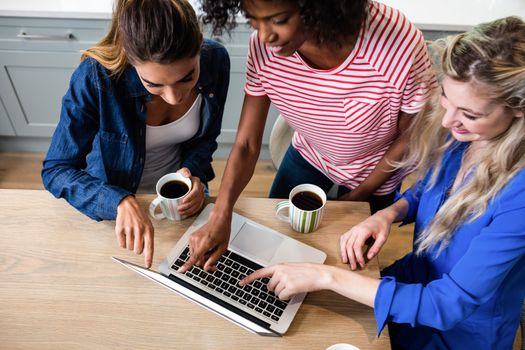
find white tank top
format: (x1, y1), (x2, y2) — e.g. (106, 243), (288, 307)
(138, 94), (202, 193)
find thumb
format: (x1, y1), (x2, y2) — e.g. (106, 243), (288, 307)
(367, 235), (386, 259)
(177, 167), (191, 178)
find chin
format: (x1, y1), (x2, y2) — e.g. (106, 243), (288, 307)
(275, 48), (294, 57)
(451, 130), (471, 141)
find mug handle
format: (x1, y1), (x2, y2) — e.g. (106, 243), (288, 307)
(275, 200), (291, 222)
(149, 197), (166, 220)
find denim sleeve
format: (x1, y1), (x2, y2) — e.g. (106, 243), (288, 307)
(374, 178), (525, 334)
(181, 46), (230, 184)
(41, 60), (131, 221)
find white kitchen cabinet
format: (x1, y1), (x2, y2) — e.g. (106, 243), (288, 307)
(0, 17), (109, 144)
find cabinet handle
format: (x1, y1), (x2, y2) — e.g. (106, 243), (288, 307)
(17, 32), (76, 41)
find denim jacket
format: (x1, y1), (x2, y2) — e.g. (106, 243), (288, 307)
(42, 39), (230, 221)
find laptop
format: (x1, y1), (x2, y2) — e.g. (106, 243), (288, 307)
(113, 203), (327, 336)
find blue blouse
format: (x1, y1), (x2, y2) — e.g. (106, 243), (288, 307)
(42, 39), (230, 221)
(375, 141), (525, 349)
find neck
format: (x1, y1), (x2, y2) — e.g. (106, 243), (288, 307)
(462, 141), (489, 168)
(298, 34), (357, 70)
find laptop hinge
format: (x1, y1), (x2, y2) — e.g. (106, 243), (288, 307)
(166, 273), (280, 336)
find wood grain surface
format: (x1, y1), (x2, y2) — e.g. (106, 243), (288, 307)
(0, 189), (390, 350)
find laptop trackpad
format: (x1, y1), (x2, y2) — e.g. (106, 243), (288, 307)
(230, 222), (283, 265)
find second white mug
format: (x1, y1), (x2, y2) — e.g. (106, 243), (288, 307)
(149, 172), (192, 221)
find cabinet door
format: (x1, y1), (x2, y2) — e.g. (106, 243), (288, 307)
(0, 95), (15, 135)
(0, 50), (80, 137)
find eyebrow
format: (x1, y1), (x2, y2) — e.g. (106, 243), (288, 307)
(441, 86), (486, 116)
(140, 68), (195, 86)
(244, 10), (288, 20)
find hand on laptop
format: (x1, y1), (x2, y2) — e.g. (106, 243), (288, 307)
(240, 263), (333, 301)
(178, 211), (232, 273)
(116, 195), (154, 268)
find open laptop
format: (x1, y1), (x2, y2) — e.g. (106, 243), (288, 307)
(113, 203), (326, 336)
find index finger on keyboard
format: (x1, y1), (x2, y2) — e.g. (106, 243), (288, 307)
(179, 236), (210, 272)
(178, 254), (198, 273)
(203, 246), (225, 272)
(239, 266), (274, 286)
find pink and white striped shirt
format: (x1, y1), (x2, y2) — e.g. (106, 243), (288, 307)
(244, 1), (436, 195)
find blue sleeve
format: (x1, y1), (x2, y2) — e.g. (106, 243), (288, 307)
(181, 45), (230, 184)
(374, 178), (525, 334)
(399, 171), (430, 225)
(41, 60), (130, 221)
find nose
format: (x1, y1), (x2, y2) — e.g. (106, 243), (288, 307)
(441, 107), (461, 129)
(162, 86), (183, 106)
(258, 22), (277, 44)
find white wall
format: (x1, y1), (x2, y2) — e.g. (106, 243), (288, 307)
(378, 0), (525, 30)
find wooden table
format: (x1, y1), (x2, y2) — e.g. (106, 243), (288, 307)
(0, 189), (390, 350)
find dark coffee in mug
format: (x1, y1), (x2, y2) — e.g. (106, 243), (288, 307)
(160, 180), (189, 199)
(291, 191), (323, 211)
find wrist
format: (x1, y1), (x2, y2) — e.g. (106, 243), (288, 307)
(320, 265), (341, 291)
(209, 205), (232, 225)
(117, 195), (135, 208)
(376, 206), (399, 223)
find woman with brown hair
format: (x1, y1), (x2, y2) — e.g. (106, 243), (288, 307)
(42, 0), (230, 268)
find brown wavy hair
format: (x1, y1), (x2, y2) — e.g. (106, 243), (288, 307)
(81, 0), (203, 75)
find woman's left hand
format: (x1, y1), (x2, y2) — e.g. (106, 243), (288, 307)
(176, 167), (205, 217)
(239, 263), (334, 300)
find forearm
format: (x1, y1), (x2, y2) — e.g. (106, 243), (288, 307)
(378, 197), (409, 223)
(214, 141), (261, 214)
(42, 165), (130, 220)
(212, 94), (271, 220)
(324, 266), (380, 308)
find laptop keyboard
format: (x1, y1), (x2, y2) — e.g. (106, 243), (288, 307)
(172, 247), (289, 322)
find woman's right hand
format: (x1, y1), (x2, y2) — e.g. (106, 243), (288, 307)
(178, 210), (232, 273)
(115, 195), (155, 268)
(339, 210), (393, 270)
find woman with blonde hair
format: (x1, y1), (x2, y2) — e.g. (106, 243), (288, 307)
(42, 0), (230, 268)
(241, 16), (525, 349)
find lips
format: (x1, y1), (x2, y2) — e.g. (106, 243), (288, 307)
(268, 45), (284, 53)
(452, 127), (470, 135)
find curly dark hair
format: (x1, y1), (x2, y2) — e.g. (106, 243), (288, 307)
(198, 0), (369, 45)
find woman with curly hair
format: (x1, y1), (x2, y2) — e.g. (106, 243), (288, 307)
(180, 0), (435, 272)
(242, 16), (525, 349)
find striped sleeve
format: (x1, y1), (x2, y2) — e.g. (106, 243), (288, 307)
(400, 32), (438, 114)
(244, 32), (266, 97)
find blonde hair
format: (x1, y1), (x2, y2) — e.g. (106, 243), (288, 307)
(81, 0), (202, 75)
(399, 16), (525, 255)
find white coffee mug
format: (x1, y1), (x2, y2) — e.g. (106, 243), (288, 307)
(149, 173), (192, 221)
(326, 344), (360, 350)
(275, 184), (327, 233)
